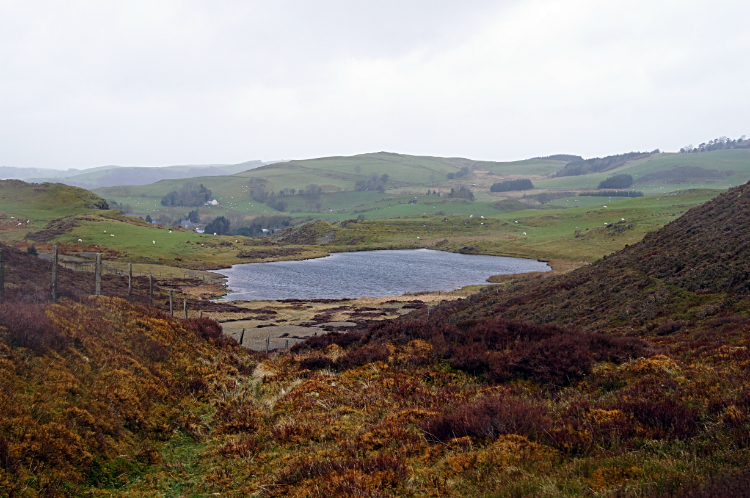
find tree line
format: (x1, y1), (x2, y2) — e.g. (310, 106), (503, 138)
(680, 136), (749, 154)
(553, 152), (657, 178)
(597, 174), (633, 189)
(205, 214), (293, 236)
(160, 183), (212, 207)
(490, 179), (534, 192)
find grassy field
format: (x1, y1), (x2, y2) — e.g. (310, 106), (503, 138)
(5, 188), (713, 273)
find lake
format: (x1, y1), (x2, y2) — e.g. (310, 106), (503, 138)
(212, 249), (550, 301)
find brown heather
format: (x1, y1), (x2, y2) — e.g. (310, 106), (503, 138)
(4, 183), (750, 495)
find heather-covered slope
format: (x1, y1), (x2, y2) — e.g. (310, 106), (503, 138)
(439, 181), (750, 332)
(0, 296), (260, 496)
(263, 181), (750, 496)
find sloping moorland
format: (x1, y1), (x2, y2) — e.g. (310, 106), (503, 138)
(3, 189), (750, 496)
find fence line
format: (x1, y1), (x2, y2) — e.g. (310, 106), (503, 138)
(0, 246), (208, 327)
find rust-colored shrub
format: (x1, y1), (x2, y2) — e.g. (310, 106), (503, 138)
(0, 303), (67, 353)
(657, 320), (686, 336)
(333, 317), (650, 387)
(449, 342), (489, 375)
(616, 397), (699, 440)
(299, 355), (335, 371)
(185, 316), (224, 341)
(337, 344), (389, 370)
(186, 377), (210, 395)
(290, 330), (363, 353)
(213, 403), (265, 435)
(272, 452), (407, 490)
(420, 396), (551, 443)
(216, 435), (265, 459)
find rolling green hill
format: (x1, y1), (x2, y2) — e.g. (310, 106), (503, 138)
(0, 180), (109, 222)
(91, 149), (750, 233)
(92, 153), (569, 223)
(534, 149), (750, 194)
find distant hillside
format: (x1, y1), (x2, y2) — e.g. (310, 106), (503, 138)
(233, 152), (560, 189)
(90, 152), (568, 223)
(27, 160), (269, 189)
(0, 165), (87, 181)
(534, 148), (750, 193)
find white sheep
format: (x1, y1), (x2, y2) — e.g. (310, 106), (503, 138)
(152, 240), (156, 244)
(78, 239), (82, 242)
(523, 232), (527, 235)
(110, 234), (114, 237)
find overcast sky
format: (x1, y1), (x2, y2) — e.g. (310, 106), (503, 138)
(1, 0), (748, 169)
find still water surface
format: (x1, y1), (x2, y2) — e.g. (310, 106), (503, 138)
(213, 249), (550, 301)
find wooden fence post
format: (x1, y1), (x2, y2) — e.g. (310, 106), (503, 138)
(183, 298), (187, 319)
(95, 253), (102, 296)
(149, 274), (153, 306)
(50, 245), (58, 303)
(199, 310), (203, 318)
(128, 263), (133, 302)
(239, 328), (244, 346)
(169, 290), (173, 316)
(285, 339), (289, 350)
(0, 249), (4, 304)
(266, 334), (270, 354)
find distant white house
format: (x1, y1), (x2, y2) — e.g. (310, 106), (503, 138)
(195, 227), (205, 234)
(204, 199), (219, 206)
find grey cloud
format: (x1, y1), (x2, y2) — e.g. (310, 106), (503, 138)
(0, 0), (748, 169)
